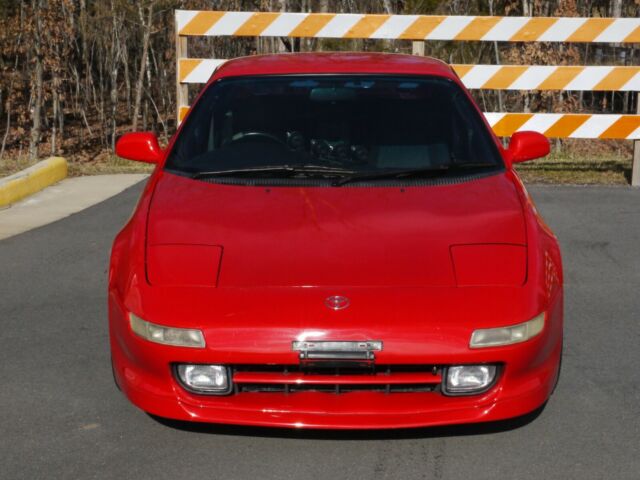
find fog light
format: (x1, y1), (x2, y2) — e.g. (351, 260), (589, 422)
(176, 364), (231, 395)
(444, 365), (497, 395)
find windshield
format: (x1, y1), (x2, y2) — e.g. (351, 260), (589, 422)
(166, 75), (504, 184)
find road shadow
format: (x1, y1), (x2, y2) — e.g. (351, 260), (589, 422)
(149, 403), (546, 440)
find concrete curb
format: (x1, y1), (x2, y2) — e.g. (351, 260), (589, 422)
(0, 157), (68, 207)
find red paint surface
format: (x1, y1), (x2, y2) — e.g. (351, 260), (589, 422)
(109, 53), (562, 429)
(232, 371), (443, 386)
(147, 245), (222, 287)
(507, 131), (551, 164)
(115, 132), (163, 164)
(451, 244), (528, 287)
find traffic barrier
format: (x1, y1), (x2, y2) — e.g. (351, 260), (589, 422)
(454, 65), (640, 92)
(174, 10), (640, 183)
(175, 11), (639, 43)
(485, 113), (639, 139)
(178, 59), (640, 92)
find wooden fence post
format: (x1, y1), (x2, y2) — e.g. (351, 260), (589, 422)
(412, 41), (424, 56)
(633, 94), (640, 187)
(175, 18), (188, 125)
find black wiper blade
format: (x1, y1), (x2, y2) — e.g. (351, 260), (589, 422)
(193, 166), (294, 178)
(332, 163), (497, 186)
(332, 166), (451, 186)
(192, 165), (355, 179)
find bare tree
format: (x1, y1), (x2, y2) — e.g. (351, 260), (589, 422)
(28, 0), (44, 160)
(132, 2), (154, 131)
(0, 0), (635, 168)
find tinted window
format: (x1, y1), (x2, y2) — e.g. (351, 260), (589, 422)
(166, 75), (503, 182)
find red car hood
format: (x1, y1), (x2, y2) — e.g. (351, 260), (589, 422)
(147, 172), (526, 288)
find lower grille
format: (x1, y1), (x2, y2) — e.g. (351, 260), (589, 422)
(231, 365), (442, 394)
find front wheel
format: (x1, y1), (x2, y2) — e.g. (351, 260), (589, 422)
(552, 341), (563, 394)
(111, 356), (121, 391)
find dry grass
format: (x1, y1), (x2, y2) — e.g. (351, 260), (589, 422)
(66, 154), (154, 176)
(1, 151), (635, 185)
(0, 156), (34, 177)
(515, 152), (632, 185)
(0, 153), (153, 177)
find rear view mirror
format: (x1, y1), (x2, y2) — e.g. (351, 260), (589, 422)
(116, 132), (163, 164)
(507, 131), (550, 164)
(310, 87), (357, 102)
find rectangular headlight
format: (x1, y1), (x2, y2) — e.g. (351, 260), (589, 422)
(444, 365), (497, 395)
(470, 313), (545, 348)
(129, 313), (205, 348)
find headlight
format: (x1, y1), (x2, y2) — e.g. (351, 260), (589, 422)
(444, 365), (497, 395)
(470, 313), (545, 348)
(129, 314), (205, 348)
(176, 364), (231, 395)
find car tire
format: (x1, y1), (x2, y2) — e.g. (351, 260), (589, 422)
(552, 341), (563, 394)
(111, 357), (121, 391)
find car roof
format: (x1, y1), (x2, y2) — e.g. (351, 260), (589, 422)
(211, 52), (456, 82)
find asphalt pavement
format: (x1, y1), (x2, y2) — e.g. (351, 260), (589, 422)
(1, 182), (639, 479)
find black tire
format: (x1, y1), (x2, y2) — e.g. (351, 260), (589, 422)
(111, 357), (121, 391)
(552, 341), (563, 394)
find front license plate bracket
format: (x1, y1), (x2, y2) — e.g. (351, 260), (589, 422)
(292, 340), (383, 368)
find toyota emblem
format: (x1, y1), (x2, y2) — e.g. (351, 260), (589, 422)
(325, 295), (350, 311)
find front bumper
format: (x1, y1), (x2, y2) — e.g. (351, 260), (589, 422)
(117, 365), (556, 430)
(109, 287), (563, 429)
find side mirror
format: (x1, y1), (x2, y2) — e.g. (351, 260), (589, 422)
(116, 132), (163, 164)
(507, 131), (550, 164)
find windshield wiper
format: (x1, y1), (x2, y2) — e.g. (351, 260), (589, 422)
(192, 165), (355, 179)
(332, 163), (496, 186)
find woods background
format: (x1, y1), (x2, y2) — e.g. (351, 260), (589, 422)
(0, 0), (639, 176)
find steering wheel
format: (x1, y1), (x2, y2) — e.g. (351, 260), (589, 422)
(226, 132), (288, 148)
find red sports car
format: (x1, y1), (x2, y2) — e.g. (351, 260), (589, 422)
(110, 52), (563, 429)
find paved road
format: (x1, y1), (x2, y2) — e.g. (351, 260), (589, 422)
(1, 183), (639, 479)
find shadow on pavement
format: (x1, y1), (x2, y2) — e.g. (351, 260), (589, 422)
(149, 403), (546, 440)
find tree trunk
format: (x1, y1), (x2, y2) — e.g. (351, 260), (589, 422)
(51, 90), (58, 156)
(3, 1), (25, 162)
(108, 0), (123, 150)
(29, 0), (44, 161)
(132, 4), (153, 131)
(123, 48), (132, 115)
(611, 0), (622, 18)
(0, 97), (11, 162)
(79, 0), (90, 108)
